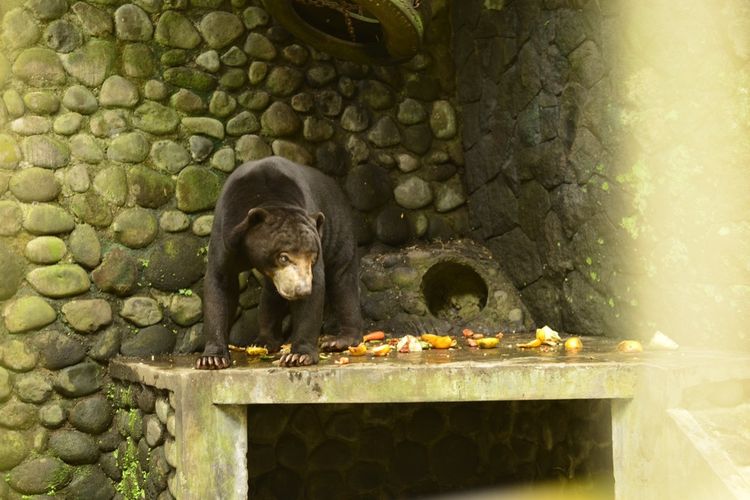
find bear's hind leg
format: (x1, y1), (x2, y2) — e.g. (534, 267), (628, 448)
(320, 262), (363, 352)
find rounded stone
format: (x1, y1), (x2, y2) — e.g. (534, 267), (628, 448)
(54, 113), (84, 135)
(0, 366), (9, 400)
(261, 101), (300, 137)
(121, 297), (162, 327)
(128, 165), (175, 209)
(359, 80), (394, 110)
(192, 215), (213, 236)
(90, 109), (130, 138)
(303, 116), (334, 142)
(121, 325), (176, 356)
(65, 466), (115, 499)
(226, 111), (260, 137)
(375, 205), (411, 245)
(132, 101), (180, 135)
(0, 430), (29, 470)
(93, 166), (128, 206)
(16, 372), (53, 404)
(221, 46), (247, 67)
(24, 91), (59, 114)
(49, 430), (100, 465)
(248, 60), (268, 85)
(0, 244), (23, 301)
(315, 141), (348, 177)
(209, 91), (237, 118)
(155, 10), (200, 49)
(2, 8), (41, 49)
(244, 33), (276, 60)
(53, 362), (103, 397)
(170, 89), (205, 114)
(151, 140), (190, 174)
(236, 134), (271, 162)
(3, 296), (55, 334)
(0, 134), (21, 169)
(315, 89), (342, 116)
(89, 327), (122, 363)
(341, 105), (369, 132)
(22, 135), (70, 169)
(114, 4), (153, 41)
(272, 140), (312, 166)
(34, 331), (85, 370)
(306, 63), (335, 87)
(145, 235), (206, 291)
(44, 19), (81, 53)
(61, 40), (115, 88)
(13, 47), (65, 87)
(394, 177), (433, 209)
(181, 117), (224, 139)
(344, 164), (392, 211)
(69, 395), (113, 434)
(144, 80), (168, 100)
(430, 100), (457, 139)
(160, 210), (190, 232)
(164, 67), (217, 92)
(63, 86), (98, 114)
(6, 457), (71, 494)
(27, 0), (68, 20)
(122, 43), (155, 78)
(0, 339), (38, 372)
(27, 264), (91, 298)
(24, 204), (75, 235)
(92, 248), (138, 296)
(11, 116), (51, 135)
(112, 208), (158, 249)
(25, 236), (66, 264)
(243, 6), (269, 29)
(69, 224), (102, 269)
(176, 166), (221, 213)
(200, 11), (244, 49)
(397, 98), (427, 125)
(72, 2), (113, 37)
(290, 92), (312, 112)
(170, 294), (202, 326)
(0, 201), (22, 236)
(10, 167), (60, 202)
(3, 89), (25, 118)
(70, 193), (112, 228)
(62, 299), (112, 333)
(266, 66), (303, 97)
(65, 165), (90, 193)
(435, 181), (466, 213)
(220, 67), (247, 89)
(100, 75), (139, 108)
(403, 123), (433, 155)
(39, 402), (66, 428)
(367, 116), (401, 147)
(70, 134), (103, 163)
(190, 135), (213, 162)
(108, 132), (150, 163)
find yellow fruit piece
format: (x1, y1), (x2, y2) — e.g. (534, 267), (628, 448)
(617, 340), (643, 353)
(477, 337), (499, 349)
(246, 346), (269, 356)
(517, 338), (543, 348)
(372, 344), (391, 357)
(536, 325), (562, 345)
(348, 343), (367, 356)
(564, 337), (583, 352)
(420, 333), (438, 344)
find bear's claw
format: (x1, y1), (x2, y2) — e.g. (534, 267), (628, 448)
(279, 352), (316, 367)
(195, 355), (231, 370)
(320, 334), (361, 352)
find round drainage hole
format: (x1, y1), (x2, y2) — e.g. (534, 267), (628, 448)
(421, 261), (488, 322)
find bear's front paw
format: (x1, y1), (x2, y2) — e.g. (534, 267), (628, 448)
(279, 350), (319, 367)
(320, 332), (361, 352)
(195, 354), (231, 370)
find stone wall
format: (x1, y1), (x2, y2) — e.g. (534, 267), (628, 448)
(453, 0), (637, 338)
(0, 0), (467, 496)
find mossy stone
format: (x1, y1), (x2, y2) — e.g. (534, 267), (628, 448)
(114, 4), (153, 41)
(128, 165), (175, 208)
(242, 6), (269, 29)
(71, 2), (113, 37)
(93, 166), (128, 205)
(10, 167), (60, 202)
(248, 61), (268, 85)
(161, 49), (188, 67)
(61, 40), (115, 87)
(69, 395), (113, 434)
(170, 89), (205, 114)
(70, 193), (113, 228)
(219, 68), (247, 89)
(122, 43), (154, 78)
(11, 116), (51, 135)
(69, 224), (101, 268)
(145, 235), (206, 291)
(53, 362), (103, 397)
(151, 140), (190, 174)
(368, 116), (401, 148)
(120, 296), (162, 326)
(132, 101), (179, 135)
(143, 79), (167, 100)
(6, 457), (71, 495)
(3, 89), (25, 118)
(62, 299), (112, 333)
(44, 19), (82, 53)
(53, 113), (84, 135)
(22, 135), (69, 169)
(89, 109), (130, 137)
(24, 91), (59, 114)
(235, 134), (271, 162)
(164, 67), (217, 92)
(430, 100), (457, 140)
(62, 85), (98, 114)
(261, 101), (300, 137)
(99, 75), (139, 108)
(272, 140), (312, 166)
(25, 236), (67, 264)
(199, 11), (244, 49)
(66, 164), (93, 192)
(0, 201), (22, 236)
(209, 91), (237, 118)
(0, 243), (24, 300)
(303, 116), (334, 142)
(176, 166), (220, 212)
(221, 46), (247, 67)
(397, 98), (427, 125)
(27, 264), (91, 298)
(24, 204), (75, 234)
(12, 47), (66, 87)
(226, 111), (259, 136)
(394, 176), (433, 209)
(92, 248), (138, 296)
(121, 325), (176, 356)
(0, 430), (29, 470)
(265, 66), (303, 97)
(2, 8), (41, 49)
(3, 296), (57, 333)
(0, 134), (21, 169)
(160, 210), (190, 232)
(244, 33), (276, 60)
(112, 207), (158, 248)
(155, 10), (201, 49)
(196, 50), (220, 73)
(107, 132), (150, 163)
(27, 0), (68, 21)
(70, 134), (103, 163)
(239, 90), (270, 111)
(181, 117), (224, 139)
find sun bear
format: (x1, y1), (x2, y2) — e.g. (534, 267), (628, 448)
(196, 156), (362, 369)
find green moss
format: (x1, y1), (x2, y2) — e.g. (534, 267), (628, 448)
(116, 437), (146, 500)
(620, 216), (640, 240)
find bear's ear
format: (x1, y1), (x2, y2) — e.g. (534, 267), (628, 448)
(312, 212), (325, 238)
(226, 208), (270, 248)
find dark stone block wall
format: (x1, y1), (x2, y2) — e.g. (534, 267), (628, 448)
(453, 0), (637, 338)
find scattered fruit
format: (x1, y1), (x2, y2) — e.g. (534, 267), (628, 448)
(462, 328), (475, 338)
(363, 331), (385, 342)
(517, 338), (543, 348)
(372, 344), (392, 357)
(246, 346), (269, 356)
(564, 337), (583, 352)
(477, 337), (499, 349)
(348, 343), (367, 356)
(421, 334), (455, 349)
(495, 332), (505, 340)
(617, 340), (643, 353)
(466, 338), (478, 348)
(472, 333), (484, 340)
(335, 356), (350, 365)
(536, 325), (562, 345)
(648, 331), (679, 351)
(397, 335), (423, 353)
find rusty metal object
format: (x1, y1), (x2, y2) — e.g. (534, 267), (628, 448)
(262, 0), (430, 65)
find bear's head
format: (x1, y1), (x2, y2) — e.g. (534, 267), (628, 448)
(229, 207), (325, 300)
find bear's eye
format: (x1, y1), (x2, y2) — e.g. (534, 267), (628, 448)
(278, 253), (290, 265)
